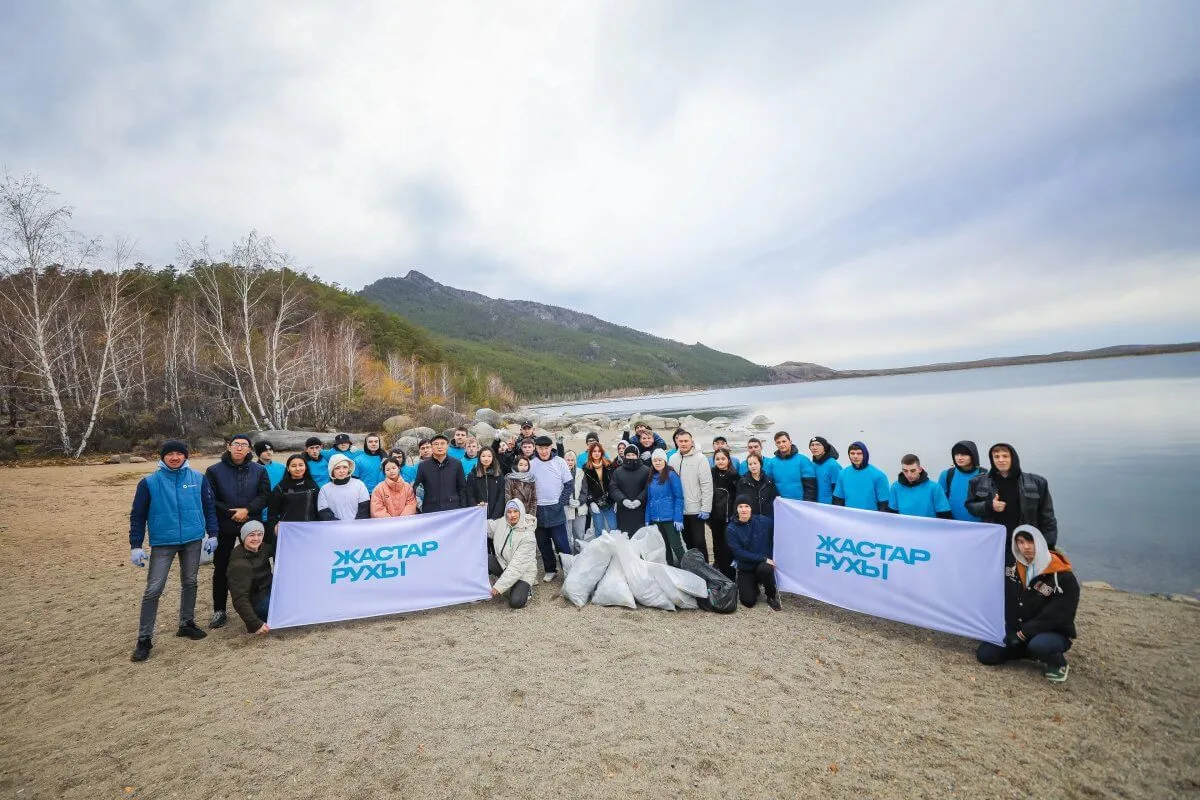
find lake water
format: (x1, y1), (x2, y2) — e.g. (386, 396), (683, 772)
(535, 353), (1200, 597)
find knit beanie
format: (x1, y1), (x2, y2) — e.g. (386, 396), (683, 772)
(254, 440), (274, 457)
(239, 520), (265, 542)
(305, 436), (323, 448)
(160, 439), (189, 459)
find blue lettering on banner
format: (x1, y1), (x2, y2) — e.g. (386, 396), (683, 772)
(814, 534), (930, 581)
(330, 540), (437, 583)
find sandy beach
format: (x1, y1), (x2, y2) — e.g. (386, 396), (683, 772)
(1, 459), (1197, 799)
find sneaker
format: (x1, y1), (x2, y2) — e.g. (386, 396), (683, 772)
(767, 595), (783, 612)
(543, 572), (557, 583)
(131, 637), (153, 662)
(176, 620), (208, 640)
(209, 610), (228, 629)
(1044, 663), (1069, 683)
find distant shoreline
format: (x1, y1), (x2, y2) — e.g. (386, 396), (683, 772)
(527, 342), (1199, 409)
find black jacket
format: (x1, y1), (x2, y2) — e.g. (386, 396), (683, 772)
(610, 459), (650, 533)
(268, 476), (320, 524)
(579, 462), (614, 507)
(1005, 558), (1079, 641)
(414, 455), (469, 513)
(468, 470), (506, 519)
(226, 541), (274, 633)
(966, 444), (1058, 546)
(736, 473), (779, 518)
(710, 466), (741, 522)
(205, 452), (270, 537)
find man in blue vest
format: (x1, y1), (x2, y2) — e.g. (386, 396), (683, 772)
(128, 439), (219, 662)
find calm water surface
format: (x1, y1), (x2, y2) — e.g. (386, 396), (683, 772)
(536, 353), (1200, 597)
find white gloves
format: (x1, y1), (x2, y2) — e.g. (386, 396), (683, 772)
(130, 548), (147, 567)
(673, 521), (684, 532)
(621, 499), (635, 509)
(589, 502), (600, 514)
(568, 498), (580, 508)
(202, 536), (218, 555)
(630, 500), (641, 509)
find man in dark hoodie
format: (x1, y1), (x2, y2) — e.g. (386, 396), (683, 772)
(888, 454), (953, 519)
(938, 441), (986, 522)
(967, 443), (1058, 556)
(832, 441), (890, 511)
(204, 434), (270, 629)
(975, 525), (1078, 683)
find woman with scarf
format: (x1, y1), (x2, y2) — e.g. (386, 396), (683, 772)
(370, 457), (418, 517)
(504, 455), (538, 516)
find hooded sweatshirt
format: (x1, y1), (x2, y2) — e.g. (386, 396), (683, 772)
(888, 467), (952, 518)
(304, 450), (331, 488)
(1006, 525), (1079, 640)
(317, 454), (371, 521)
(353, 447), (387, 493)
(488, 501), (539, 593)
(966, 444), (1058, 547)
(809, 437), (842, 504)
(832, 442), (890, 511)
(938, 440), (986, 522)
(766, 445), (817, 501)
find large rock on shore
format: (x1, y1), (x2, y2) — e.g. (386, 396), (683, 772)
(474, 408), (504, 427)
(250, 430), (361, 450)
(470, 422), (498, 443)
(382, 414), (416, 436)
(390, 436), (419, 455)
(400, 426), (436, 441)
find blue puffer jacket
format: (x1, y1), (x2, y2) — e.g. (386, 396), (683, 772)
(644, 470), (684, 526)
(727, 514), (774, 567)
(204, 453), (270, 537)
(353, 450), (386, 493)
(767, 446), (818, 501)
(129, 461), (219, 548)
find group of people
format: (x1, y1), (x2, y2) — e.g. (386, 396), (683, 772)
(127, 422), (1079, 683)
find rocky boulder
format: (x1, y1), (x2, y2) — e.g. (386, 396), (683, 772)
(470, 421), (498, 443)
(749, 414), (774, 429)
(250, 430), (364, 451)
(474, 408), (504, 427)
(382, 414), (416, 436)
(390, 436), (419, 456)
(400, 426), (436, 441)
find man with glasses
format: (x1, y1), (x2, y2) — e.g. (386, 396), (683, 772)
(204, 434), (270, 628)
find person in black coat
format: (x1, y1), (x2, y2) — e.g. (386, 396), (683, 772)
(966, 443), (1058, 559)
(736, 453), (779, 518)
(709, 448), (741, 580)
(468, 447), (506, 520)
(267, 455), (320, 537)
(413, 435), (468, 513)
(609, 444), (650, 535)
(204, 434), (269, 629)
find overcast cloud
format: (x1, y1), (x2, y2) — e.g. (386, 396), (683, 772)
(2, 1), (1198, 368)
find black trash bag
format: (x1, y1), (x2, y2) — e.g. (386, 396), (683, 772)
(680, 548), (738, 613)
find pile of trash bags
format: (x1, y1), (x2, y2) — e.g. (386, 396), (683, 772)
(560, 527), (738, 613)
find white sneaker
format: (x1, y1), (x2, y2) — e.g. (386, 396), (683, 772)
(543, 571), (557, 583)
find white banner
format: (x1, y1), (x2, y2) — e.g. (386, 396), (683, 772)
(773, 499), (1006, 644)
(268, 507), (491, 629)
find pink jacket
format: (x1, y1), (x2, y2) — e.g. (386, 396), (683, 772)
(370, 477), (417, 518)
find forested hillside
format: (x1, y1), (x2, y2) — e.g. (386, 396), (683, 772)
(0, 174), (512, 457)
(360, 271), (771, 397)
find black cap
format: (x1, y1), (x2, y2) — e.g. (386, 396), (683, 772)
(305, 436), (323, 448)
(334, 433), (352, 445)
(533, 435), (554, 446)
(160, 439), (189, 459)
(254, 440), (274, 457)
(520, 420), (534, 428)
(585, 432), (599, 442)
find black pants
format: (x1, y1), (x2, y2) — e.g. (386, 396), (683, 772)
(681, 514), (709, 562)
(976, 633), (1071, 668)
(708, 517), (735, 581)
(211, 531), (238, 612)
(488, 554), (531, 609)
(736, 562), (777, 608)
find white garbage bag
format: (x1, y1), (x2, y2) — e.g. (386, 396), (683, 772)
(609, 532), (674, 611)
(560, 553), (574, 575)
(561, 536), (615, 607)
(646, 562), (707, 610)
(591, 562), (637, 608)
(630, 526), (667, 564)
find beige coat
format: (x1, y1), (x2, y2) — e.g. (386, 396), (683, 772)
(488, 507), (538, 594)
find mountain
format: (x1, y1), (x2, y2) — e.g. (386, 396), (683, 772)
(359, 271), (771, 398)
(767, 342), (1200, 383)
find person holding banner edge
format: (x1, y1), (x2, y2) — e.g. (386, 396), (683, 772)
(226, 520), (273, 635)
(727, 497), (782, 611)
(975, 525), (1078, 682)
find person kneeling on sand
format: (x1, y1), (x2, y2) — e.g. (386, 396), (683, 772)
(227, 521), (273, 635)
(488, 500), (538, 609)
(975, 525), (1078, 683)
(726, 497), (782, 611)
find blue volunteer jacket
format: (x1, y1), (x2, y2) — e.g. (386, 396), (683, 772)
(129, 461), (219, 548)
(888, 472), (952, 518)
(353, 451), (386, 493)
(939, 465), (986, 521)
(645, 470), (684, 526)
(812, 458), (842, 504)
(766, 446), (817, 501)
(305, 453), (331, 488)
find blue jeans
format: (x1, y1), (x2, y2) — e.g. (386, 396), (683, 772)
(137, 540), (203, 639)
(590, 504), (617, 534)
(976, 632), (1072, 668)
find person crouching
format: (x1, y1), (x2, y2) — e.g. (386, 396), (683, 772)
(726, 496), (782, 611)
(975, 525), (1079, 683)
(227, 521), (273, 635)
(488, 500), (538, 609)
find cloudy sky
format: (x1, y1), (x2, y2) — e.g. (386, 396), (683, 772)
(3, 1), (1199, 368)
